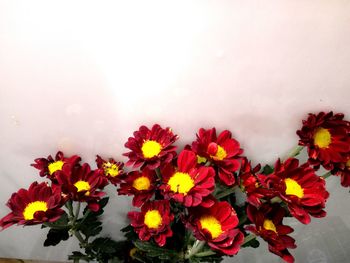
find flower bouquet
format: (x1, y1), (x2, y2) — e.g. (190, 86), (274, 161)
(1, 111), (349, 263)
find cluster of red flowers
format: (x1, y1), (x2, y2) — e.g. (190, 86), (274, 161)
(122, 125), (245, 255)
(0, 111), (349, 263)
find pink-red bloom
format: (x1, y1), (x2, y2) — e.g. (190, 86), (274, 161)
(31, 151), (81, 181)
(96, 155), (125, 185)
(246, 204), (296, 263)
(297, 111), (350, 170)
(263, 158), (329, 224)
(160, 150), (215, 207)
(191, 128), (243, 186)
(0, 182), (65, 230)
(118, 169), (157, 207)
(333, 157), (350, 187)
(124, 124), (178, 170)
(56, 163), (107, 211)
(128, 200), (174, 247)
(186, 201), (244, 255)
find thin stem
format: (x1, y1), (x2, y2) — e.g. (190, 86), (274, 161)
(321, 171), (332, 179)
(284, 145), (304, 161)
(74, 230), (87, 248)
(155, 168), (162, 180)
(243, 234), (256, 245)
(195, 250), (216, 257)
(185, 240), (206, 259)
(72, 202), (81, 225)
(66, 200), (74, 218)
(216, 186), (238, 199)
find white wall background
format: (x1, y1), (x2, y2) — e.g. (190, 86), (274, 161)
(0, 1), (350, 262)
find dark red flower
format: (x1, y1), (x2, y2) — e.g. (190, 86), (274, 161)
(263, 158), (329, 224)
(124, 124), (178, 170)
(95, 155), (125, 185)
(333, 157), (350, 187)
(160, 150), (215, 207)
(239, 157), (272, 207)
(31, 151), (81, 181)
(186, 201), (244, 255)
(297, 111), (350, 170)
(118, 168), (157, 207)
(246, 204), (296, 263)
(191, 128), (243, 186)
(128, 200), (174, 247)
(56, 163), (107, 211)
(0, 182), (65, 230)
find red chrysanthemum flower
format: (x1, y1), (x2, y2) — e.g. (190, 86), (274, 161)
(297, 111), (350, 170)
(118, 168), (157, 207)
(160, 150), (215, 207)
(245, 204), (296, 263)
(31, 151), (81, 181)
(124, 124), (178, 170)
(96, 155), (125, 185)
(191, 128), (243, 186)
(0, 182), (65, 230)
(186, 201), (244, 255)
(239, 157), (273, 207)
(128, 200), (174, 247)
(263, 158), (329, 224)
(56, 163), (107, 211)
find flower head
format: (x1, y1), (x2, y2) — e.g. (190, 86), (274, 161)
(118, 168), (157, 207)
(0, 182), (64, 230)
(124, 124), (178, 170)
(160, 150), (215, 207)
(31, 151), (81, 181)
(128, 200), (174, 247)
(333, 157), (350, 187)
(264, 158), (329, 224)
(56, 163), (107, 211)
(95, 155), (125, 185)
(239, 157), (272, 207)
(297, 111), (350, 170)
(191, 128), (243, 186)
(246, 204), (296, 263)
(186, 201), (244, 255)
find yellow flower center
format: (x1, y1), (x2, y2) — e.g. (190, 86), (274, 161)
(144, 210), (162, 229)
(129, 248), (138, 258)
(285, 178), (304, 198)
(23, 201), (48, 220)
(197, 155), (207, 164)
(199, 215), (223, 239)
(74, 180), (91, 195)
(263, 219), (277, 233)
(103, 162), (119, 177)
(314, 128), (332, 149)
(210, 145), (227, 161)
(132, 176), (151, 191)
(141, 140), (162, 159)
(168, 172), (195, 195)
(48, 160), (64, 175)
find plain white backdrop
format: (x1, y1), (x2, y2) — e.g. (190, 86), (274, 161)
(0, 1), (350, 262)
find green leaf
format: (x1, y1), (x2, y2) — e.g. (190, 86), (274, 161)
(133, 240), (179, 261)
(262, 164), (274, 175)
(79, 221), (102, 238)
(242, 237), (260, 248)
(43, 228), (69, 246)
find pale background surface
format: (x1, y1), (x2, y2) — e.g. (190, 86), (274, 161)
(1, 1), (350, 262)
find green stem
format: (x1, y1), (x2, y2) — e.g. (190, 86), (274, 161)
(284, 145), (304, 160)
(185, 240), (206, 259)
(243, 234), (256, 245)
(66, 200), (74, 218)
(321, 171), (332, 179)
(216, 186), (238, 199)
(155, 168), (162, 180)
(43, 222), (68, 229)
(74, 230), (87, 247)
(195, 250), (216, 257)
(72, 202), (81, 225)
